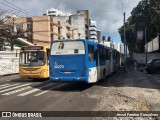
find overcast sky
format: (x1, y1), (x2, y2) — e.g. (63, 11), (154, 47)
(0, 0), (141, 42)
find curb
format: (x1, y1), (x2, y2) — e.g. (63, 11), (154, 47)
(0, 73), (19, 77)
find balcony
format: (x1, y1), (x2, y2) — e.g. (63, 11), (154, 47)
(90, 31), (97, 35)
(90, 35), (97, 39)
(89, 27), (97, 31)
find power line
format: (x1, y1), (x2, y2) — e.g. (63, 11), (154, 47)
(3, 0), (35, 16)
(1, 0), (48, 25)
(0, 1), (30, 16)
(0, 1), (63, 39)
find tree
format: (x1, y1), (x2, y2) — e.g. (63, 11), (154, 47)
(150, 0), (160, 33)
(118, 0), (159, 53)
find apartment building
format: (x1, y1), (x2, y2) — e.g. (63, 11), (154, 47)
(46, 9), (90, 39)
(70, 10), (89, 39)
(44, 9), (89, 39)
(43, 8), (71, 17)
(12, 16), (63, 46)
(89, 19), (97, 41)
(51, 16), (79, 39)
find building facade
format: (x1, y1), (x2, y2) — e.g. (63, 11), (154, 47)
(51, 16), (79, 39)
(44, 9), (90, 40)
(6, 15), (79, 46)
(70, 10), (89, 39)
(43, 8), (71, 17)
(89, 20), (97, 41)
(13, 16), (62, 46)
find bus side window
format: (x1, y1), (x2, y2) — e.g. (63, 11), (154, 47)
(88, 45), (94, 61)
(103, 48), (106, 59)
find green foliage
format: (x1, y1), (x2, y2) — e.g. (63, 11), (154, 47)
(118, 0), (160, 53)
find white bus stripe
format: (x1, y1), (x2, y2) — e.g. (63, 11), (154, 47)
(0, 84), (20, 90)
(18, 83), (54, 96)
(34, 84), (66, 96)
(1, 86), (32, 95)
(0, 83), (31, 93)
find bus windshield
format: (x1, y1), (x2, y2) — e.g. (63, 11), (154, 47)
(51, 41), (85, 55)
(19, 51), (45, 66)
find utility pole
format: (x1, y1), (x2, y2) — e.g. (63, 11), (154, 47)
(11, 17), (15, 51)
(145, 0), (150, 65)
(145, 27), (147, 65)
(123, 12), (126, 72)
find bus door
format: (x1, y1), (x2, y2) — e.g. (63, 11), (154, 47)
(105, 48), (110, 76)
(88, 44), (97, 83)
(46, 48), (50, 77)
(110, 49), (113, 73)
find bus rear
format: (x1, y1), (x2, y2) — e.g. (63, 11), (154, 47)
(49, 40), (88, 82)
(19, 46), (49, 79)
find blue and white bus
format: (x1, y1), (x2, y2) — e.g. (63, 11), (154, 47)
(49, 39), (120, 83)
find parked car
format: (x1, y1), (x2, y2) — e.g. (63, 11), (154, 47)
(145, 59), (160, 74)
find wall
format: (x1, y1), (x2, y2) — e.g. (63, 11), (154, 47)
(0, 51), (19, 75)
(133, 52), (160, 64)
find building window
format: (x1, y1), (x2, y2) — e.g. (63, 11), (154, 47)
(48, 11), (56, 14)
(27, 22), (32, 28)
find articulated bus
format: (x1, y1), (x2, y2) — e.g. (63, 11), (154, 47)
(19, 46), (50, 79)
(49, 39), (120, 83)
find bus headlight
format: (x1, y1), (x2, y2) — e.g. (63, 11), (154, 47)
(39, 69), (46, 74)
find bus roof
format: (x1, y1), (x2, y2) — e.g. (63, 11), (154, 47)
(51, 39), (119, 51)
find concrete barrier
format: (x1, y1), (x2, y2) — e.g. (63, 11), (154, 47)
(0, 51), (19, 75)
(133, 52), (160, 64)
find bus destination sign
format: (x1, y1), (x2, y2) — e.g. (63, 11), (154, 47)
(22, 46), (43, 50)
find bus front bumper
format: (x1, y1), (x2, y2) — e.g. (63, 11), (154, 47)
(19, 73), (48, 79)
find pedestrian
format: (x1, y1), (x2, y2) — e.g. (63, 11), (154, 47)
(134, 60), (137, 70)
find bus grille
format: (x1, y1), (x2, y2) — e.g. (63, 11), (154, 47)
(23, 68), (39, 71)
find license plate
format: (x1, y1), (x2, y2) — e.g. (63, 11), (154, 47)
(64, 72), (71, 74)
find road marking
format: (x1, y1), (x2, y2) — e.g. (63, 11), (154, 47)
(18, 83), (55, 96)
(0, 83), (31, 93)
(0, 84), (9, 87)
(0, 84), (20, 90)
(6, 80), (11, 82)
(1, 86), (31, 95)
(1, 82), (49, 95)
(34, 84), (66, 96)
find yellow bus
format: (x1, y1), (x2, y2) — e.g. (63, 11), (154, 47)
(19, 46), (50, 79)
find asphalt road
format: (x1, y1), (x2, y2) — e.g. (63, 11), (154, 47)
(0, 67), (160, 120)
